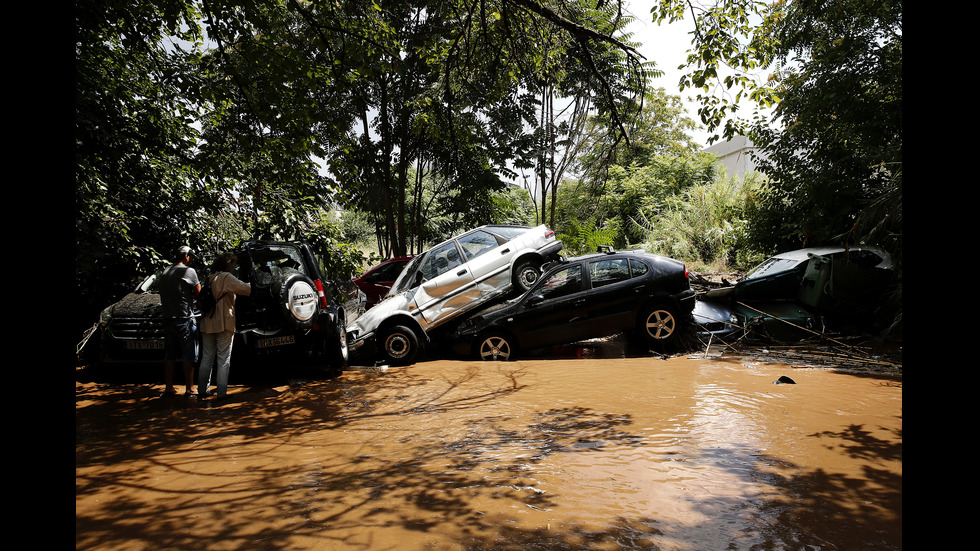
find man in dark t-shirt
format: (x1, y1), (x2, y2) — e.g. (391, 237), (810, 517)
(158, 245), (201, 396)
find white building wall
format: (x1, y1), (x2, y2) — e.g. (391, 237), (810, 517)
(703, 135), (759, 177)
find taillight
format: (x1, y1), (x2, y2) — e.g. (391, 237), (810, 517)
(545, 229), (555, 238)
(314, 279), (327, 308)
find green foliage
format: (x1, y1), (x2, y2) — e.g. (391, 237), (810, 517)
(747, 0), (902, 257)
(640, 171), (767, 271)
(554, 151), (717, 252)
(557, 219), (619, 256)
(652, 0), (902, 271)
(75, 0), (210, 328)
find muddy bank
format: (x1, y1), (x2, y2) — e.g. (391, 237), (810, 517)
(76, 343), (901, 551)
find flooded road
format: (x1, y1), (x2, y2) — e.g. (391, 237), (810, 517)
(76, 345), (902, 550)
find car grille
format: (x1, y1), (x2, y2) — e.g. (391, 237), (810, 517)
(107, 317), (165, 340)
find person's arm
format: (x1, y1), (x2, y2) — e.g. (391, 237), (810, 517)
(230, 275), (251, 296)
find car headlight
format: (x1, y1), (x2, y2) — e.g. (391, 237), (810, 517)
(99, 305), (114, 326)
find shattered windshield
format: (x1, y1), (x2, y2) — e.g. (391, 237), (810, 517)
(389, 254), (426, 295)
(244, 244), (307, 286)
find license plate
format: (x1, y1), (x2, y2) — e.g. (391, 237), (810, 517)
(257, 335), (295, 348)
(126, 340), (164, 350)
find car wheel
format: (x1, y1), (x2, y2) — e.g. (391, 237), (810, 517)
(277, 273), (320, 330)
(640, 304), (679, 345)
(324, 314), (349, 377)
(513, 260), (541, 293)
(381, 324), (419, 366)
(476, 333), (517, 361)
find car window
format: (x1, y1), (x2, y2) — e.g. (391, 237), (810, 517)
(629, 258), (649, 277)
(419, 242), (463, 281)
(457, 231), (500, 261)
(366, 260), (407, 283)
(244, 245), (307, 285)
(589, 258), (631, 288)
(485, 226), (528, 240)
(536, 265), (584, 301)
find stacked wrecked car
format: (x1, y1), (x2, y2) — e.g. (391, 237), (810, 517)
(346, 224), (565, 365)
(693, 246), (899, 342)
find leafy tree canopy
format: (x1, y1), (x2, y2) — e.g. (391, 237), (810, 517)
(653, 0), (901, 262)
(75, 0), (653, 332)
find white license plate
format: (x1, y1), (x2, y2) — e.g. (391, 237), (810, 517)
(126, 340), (164, 350)
(257, 335), (295, 348)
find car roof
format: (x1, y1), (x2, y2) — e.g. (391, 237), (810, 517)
(768, 246), (893, 269)
(565, 248), (655, 262)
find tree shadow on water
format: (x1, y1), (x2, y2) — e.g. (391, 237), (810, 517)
(76, 363), (901, 551)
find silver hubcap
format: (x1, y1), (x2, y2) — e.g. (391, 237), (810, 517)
(519, 269), (538, 290)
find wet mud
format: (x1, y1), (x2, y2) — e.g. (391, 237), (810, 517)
(76, 338), (901, 550)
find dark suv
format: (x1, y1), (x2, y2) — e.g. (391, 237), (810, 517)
(83, 240), (359, 376)
(229, 240), (360, 374)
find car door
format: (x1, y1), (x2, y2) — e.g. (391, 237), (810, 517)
(506, 263), (591, 349)
(583, 257), (648, 336)
(412, 240), (478, 327)
(456, 229), (512, 295)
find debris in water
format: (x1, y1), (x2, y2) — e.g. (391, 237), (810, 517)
(773, 375), (796, 384)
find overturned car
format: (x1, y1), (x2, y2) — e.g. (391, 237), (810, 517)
(693, 246), (898, 341)
(346, 224), (563, 365)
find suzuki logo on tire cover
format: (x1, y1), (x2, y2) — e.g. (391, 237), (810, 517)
(287, 281), (318, 321)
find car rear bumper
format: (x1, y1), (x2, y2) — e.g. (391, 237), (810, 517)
(540, 241), (564, 261)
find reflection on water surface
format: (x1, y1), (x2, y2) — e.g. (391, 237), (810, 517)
(76, 349), (901, 550)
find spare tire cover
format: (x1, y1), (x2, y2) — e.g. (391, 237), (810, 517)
(279, 273), (319, 328)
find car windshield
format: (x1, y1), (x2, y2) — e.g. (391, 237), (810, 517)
(742, 257), (802, 280)
(136, 271), (164, 293)
(389, 254), (427, 294)
(243, 244), (308, 285)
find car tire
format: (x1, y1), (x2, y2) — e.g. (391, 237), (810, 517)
(476, 332), (517, 361)
(324, 313), (349, 377)
(512, 260), (541, 293)
(276, 273), (320, 330)
(381, 324), (420, 366)
(639, 304), (680, 345)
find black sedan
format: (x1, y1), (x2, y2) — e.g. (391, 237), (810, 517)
(451, 247), (696, 360)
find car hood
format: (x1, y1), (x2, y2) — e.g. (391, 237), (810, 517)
(347, 292), (415, 335)
(103, 292), (162, 319)
(453, 296), (522, 337)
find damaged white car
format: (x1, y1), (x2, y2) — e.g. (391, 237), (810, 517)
(347, 225), (563, 365)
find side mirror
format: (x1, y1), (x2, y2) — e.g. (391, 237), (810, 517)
(526, 294), (545, 307)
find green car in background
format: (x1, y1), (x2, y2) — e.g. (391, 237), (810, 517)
(693, 246), (898, 342)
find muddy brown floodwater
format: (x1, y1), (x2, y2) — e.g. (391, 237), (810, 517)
(76, 341), (902, 551)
